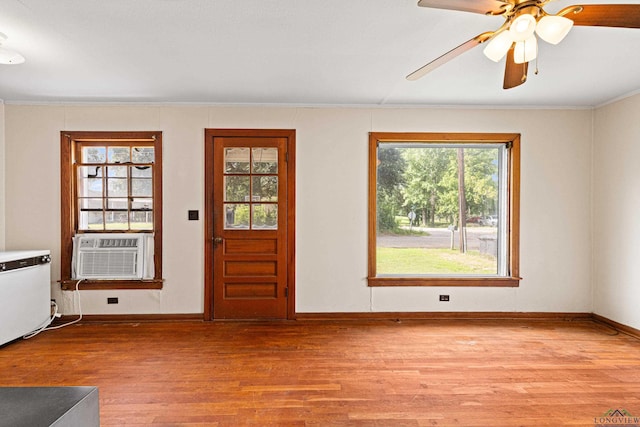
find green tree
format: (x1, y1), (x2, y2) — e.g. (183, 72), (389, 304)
(431, 148), (499, 225)
(401, 147), (499, 227)
(433, 153), (460, 224)
(377, 147), (405, 232)
(462, 148), (498, 217)
(402, 147), (453, 226)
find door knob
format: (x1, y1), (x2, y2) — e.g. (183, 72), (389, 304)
(213, 237), (223, 246)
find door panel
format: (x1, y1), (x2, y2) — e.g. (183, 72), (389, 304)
(204, 129), (295, 320)
(224, 239), (277, 254)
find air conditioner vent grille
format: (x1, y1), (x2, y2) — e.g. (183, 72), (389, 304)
(79, 251), (138, 277)
(98, 238), (139, 248)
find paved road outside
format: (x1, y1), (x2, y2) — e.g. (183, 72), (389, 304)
(377, 226), (497, 252)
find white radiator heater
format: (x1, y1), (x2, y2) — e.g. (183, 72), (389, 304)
(0, 250), (51, 346)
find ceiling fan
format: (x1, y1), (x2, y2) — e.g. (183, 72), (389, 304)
(407, 0), (640, 89)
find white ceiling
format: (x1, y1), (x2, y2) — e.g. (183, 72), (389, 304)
(0, 0), (639, 107)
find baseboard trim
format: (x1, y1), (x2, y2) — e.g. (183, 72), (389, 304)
(294, 312), (593, 321)
(56, 313), (204, 324)
(592, 313), (640, 340)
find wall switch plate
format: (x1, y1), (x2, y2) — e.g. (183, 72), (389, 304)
(188, 210), (199, 221)
(439, 295), (450, 302)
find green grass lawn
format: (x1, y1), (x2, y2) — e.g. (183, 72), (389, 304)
(377, 247), (496, 275)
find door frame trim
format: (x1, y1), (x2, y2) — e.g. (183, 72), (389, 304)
(204, 129), (296, 320)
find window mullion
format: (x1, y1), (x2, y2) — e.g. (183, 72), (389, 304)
(128, 146), (133, 230)
(127, 164), (131, 230)
(102, 163), (107, 231)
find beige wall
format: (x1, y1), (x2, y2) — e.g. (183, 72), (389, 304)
(4, 104), (594, 316)
(593, 92), (640, 329)
(0, 101), (4, 250)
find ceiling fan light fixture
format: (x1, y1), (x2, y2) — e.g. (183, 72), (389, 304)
(535, 15), (574, 45)
(483, 31), (514, 62)
(410, 1), (640, 90)
(513, 36), (537, 64)
(0, 32), (25, 65)
(509, 14), (537, 41)
(0, 47), (25, 65)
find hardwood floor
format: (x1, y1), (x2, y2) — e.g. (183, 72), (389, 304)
(1, 319), (640, 426)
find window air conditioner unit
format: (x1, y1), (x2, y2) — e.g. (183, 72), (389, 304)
(72, 233), (145, 280)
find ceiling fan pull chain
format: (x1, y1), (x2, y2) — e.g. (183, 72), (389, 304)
(534, 41), (539, 75)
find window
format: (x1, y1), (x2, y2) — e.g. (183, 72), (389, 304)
(60, 131), (163, 290)
(77, 144), (155, 231)
(368, 132), (520, 287)
(223, 147), (279, 230)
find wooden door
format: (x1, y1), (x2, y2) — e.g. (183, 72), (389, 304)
(204, 129), (295, 320)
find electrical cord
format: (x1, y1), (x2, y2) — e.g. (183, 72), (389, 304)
(23, 279), (83, 339)
(22, 302), (59, 339)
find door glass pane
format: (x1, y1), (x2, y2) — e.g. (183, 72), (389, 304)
(82, 147), (106, 163)
(225, 148), (250, 174)
(251, 176), (278, 201)
(105, 211), (129, 230)
(224, 204), (250, 229)
(132, 147), (154, 163)
(252, 204), (277, 229)
(252, 148), (278, 174)
(224, 176), (250, 202)
(108, 147), (130, 163)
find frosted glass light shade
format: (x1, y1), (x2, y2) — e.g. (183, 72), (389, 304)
(509, 14), (537, 41)
(483, 31), (514, 62)
(0, 47), (25, 64)
(536, 15), (573, 45)
(513, 36), (537, 64)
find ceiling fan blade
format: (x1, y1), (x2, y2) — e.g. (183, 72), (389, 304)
(560, 4), (640, 28)
(503, 47), (528, 90)
(417, 0), (510, 15)
(407, 33), (493, 81)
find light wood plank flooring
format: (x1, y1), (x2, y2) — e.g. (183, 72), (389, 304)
(1, 319), (640, 426)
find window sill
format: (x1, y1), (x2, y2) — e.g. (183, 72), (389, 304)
(367, 277), (521, 287)
(60, 279), (164, 291)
